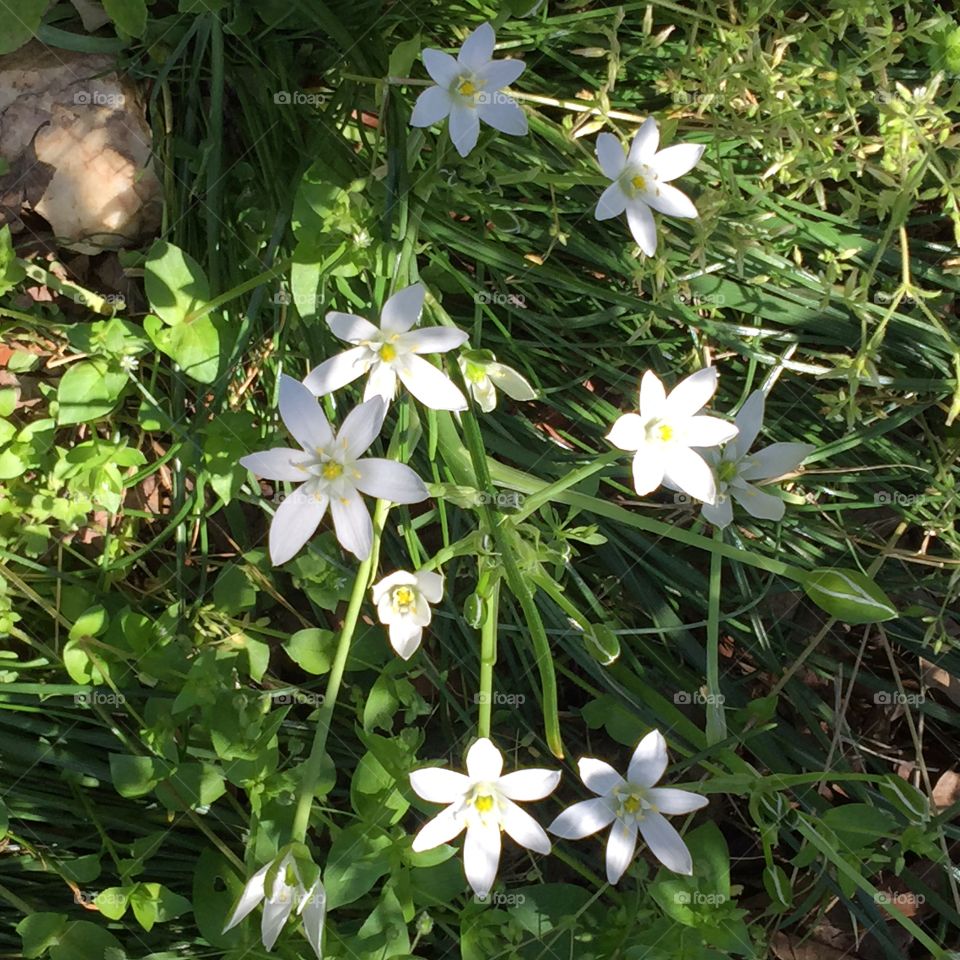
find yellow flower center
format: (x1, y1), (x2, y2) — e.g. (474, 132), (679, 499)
(458, 80), (477, 97)
(718, 460), (738, 483)
(473, 793), (495, 813)
(631, 174), (646, 191)
(614, 785), (655, 822)
(322, 461), (343, 480)
(465, 361), (487, 384)
(657, 423), (674, 442)
(380, 343), (397, 362)
(622, 796), (641, 814)
(392, 586), (416, 612)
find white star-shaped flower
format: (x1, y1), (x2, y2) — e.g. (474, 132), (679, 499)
(698, 390), (815, 528)
(594, 118), (704, 256)
(410, 738), (560, 898)
(240, 375), (428, 564)
(371, 569), (444, 659)
(304, 284), (468, 411)
(409, 23), (527, 158)
(606, 367), (737, 505)
(458, 349), (536, 413)
(548, 730), (707, 883)
(222, 851), (325, 959)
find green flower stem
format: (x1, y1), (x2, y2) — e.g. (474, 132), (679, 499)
(290, 499), (388, 843)
(445, 364), (564, 758)
(511, 449), (621, 524)
(182, 258), (291, 325)
(705, 526), (726, 745)
(477, 574), (500, 740)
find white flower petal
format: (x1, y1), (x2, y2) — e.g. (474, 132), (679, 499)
(477, 95), (527, 135)
(606, 818), (638, 885)
(372, 570), (417, 603)
(261, 890), (295, 950)
(644, 182), (698, 219)
(680, 415), (738, 448)
(466, 737), (503, 781)
(336, 397), (386, 459)
(548, 797), (616, 839)
(486, 363), (535, 401)
(279, 374), (334, 452)
(303, 347), (372, 397)
(496, 768), (561, 802)
(639, 370), (667, 418)
(730, 390), (765, 459)
(625, 201), (658, 256)
(596, 132), (626, 180)
(595, 181), (628, 221)
(663, 446), (717, 504)
(730, 481), (786, 521)
(269, 487), (328, 566)
(638, 811), (693, 875)
(606, 412), (644, 451)
(364, 362), (399, 404)
(700, 492), (733, 528)
(410, 85), (453, 127)
(352, 458), (428, 503)
(410, 766), (471, 803)
(329, 488), (373, 560)
(415, 570), (445, 603)
(627, 730), (668, 787)
(664, 367), (717, 419)
(395, 354), (468, 410)
(399, 325), (468, 354)
(240, 448), (312, 481)
(381, 284), (425, 334)
(650, 142), (704, 182)
(472, 377), (497, 412)
(327, 311), (379, 343)
(463, 821), (501, 898)
(411, 806), (466, 851)
(477, 58), (525, 90)
(299, 883), (326, 960)
(222, 863), (269, 932)
(458, 22), (495, 70)
(632, 451), (666, 497)
(501, 799), (551, 854)
(578, 757), (625, 796)
(648, 787), (708, 815)
(448, 103), (480, 157)
(627, 117), (659, 164)
(389, 619), (423, 659)
(422, 48), (460, 87)
(739, 442), (815, 481)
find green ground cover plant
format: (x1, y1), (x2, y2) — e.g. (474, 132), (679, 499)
(1, 1), (959, 958)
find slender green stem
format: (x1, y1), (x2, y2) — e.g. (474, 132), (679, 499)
(705, 526), (726, 745)
(290, 500), (388, 843)
(445, 365), (564, 758)
(511, 450), (620, 523)
(477, 576), (500, 739)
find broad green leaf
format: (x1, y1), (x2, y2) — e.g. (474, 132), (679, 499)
(144, 241), (211, 325)
(17, 914), (69, 959)
(101, 0), (147, 35)
(0, 1), (46, 55)
(129, 883), (191, 931)
(57, 359), (128, 425)
(143, 312), (221, 383)
(324, 824), (393, 910)
(212, 565), (258, 615)
(822, 803), (897, 848)
(284, 628), (336, 675)
(95, 887), (131, 921)
(48, 921), (122, 960)
(110, 754), (165, 798)
(155, 762), (225, 811)
(801, 567), (897, 624)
